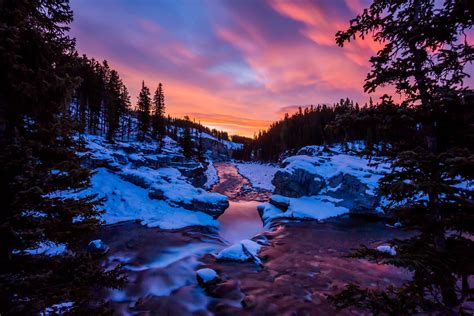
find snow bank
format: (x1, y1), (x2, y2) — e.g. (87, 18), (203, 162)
(75, 168), (218, 229)
(151, 182), (227, 206)
(216, 239), (262, 262)
(14, 241), (67, 256)
(71, 134), (230, 228)
(258, 195), (348, 223)
(234, 162), (279, 191)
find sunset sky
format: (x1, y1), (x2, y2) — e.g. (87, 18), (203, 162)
(70, 0), (471, 137)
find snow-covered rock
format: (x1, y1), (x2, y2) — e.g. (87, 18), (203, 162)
(376, 244), (397, 256)
(69, 168), (220, 229)
(216, 239), (262, 263)
(87, 239), (110, 255)
(149, 183), (228, 218)
(271, 145), (389, 215)
(70, 134), (230, 227)
(196, 268), (218, 285)
(258, 195), (349, 224)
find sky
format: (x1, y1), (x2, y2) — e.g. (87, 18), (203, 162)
(70, 0), (471, 137)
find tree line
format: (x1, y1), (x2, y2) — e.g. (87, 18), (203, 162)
(72, 55), (167, 144)
(233, 97), (412, 161)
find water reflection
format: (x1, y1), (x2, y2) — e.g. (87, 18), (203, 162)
(218, 200), (265, 244)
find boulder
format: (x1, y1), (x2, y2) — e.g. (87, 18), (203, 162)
(196, 268), (219, 286)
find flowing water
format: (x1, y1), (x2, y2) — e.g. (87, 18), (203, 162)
(99, 162), (411, 315)
(99, 162), (267, 315)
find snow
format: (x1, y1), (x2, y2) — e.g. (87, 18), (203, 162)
(216, 239), (262, 261)
(196, 268), (218, 283)
(74, 168), (219, 229)
(66, 134), (230, 229)
(376, 245), (397, 256)
(234, 162), (279, 191)
(41, 301), (74, 315)
(258, 195), (349, 223)
(89, 239), (103, 249)
(151, 181), (226, 205)
(16, 241), (67, 256)
(204, 161), (219, 189)
(282, 153), (387, 196)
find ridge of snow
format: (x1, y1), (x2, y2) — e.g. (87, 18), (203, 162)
(258, 195), (349, 223)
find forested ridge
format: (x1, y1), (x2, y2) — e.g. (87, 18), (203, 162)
(234, 93), (474, 161)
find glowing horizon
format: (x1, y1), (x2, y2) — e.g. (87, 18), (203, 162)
(69, 0), (472, 137)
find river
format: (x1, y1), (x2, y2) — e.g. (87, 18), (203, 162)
(98, 162), (410, 315)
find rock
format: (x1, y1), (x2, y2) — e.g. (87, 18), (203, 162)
(119, 173), (150, 189)
(87, 239), (109, 255)
(111, 153), (128, 165)
(82, 154), (121, 172)
(269, 195), (290, 211)
(272, 169), (325, 197)
(206, 279), (242, 300)
(216, 239), (262, 264)
(148, 186), (228, 218)
(178, 165), (207, 187)
(242, 295), (257, 308)
(326, 173), (380, 214)
(196, 268), (218, 286)
(189, 199), (229, 218)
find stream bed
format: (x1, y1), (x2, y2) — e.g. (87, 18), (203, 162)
(98, 162), (410, 315)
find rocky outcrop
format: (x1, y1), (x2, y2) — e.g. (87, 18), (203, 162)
(270, 150), (387, 216)
(325, 173), (380, 213)
(272, 169), (325, 197)
(178, 164), (207, 188)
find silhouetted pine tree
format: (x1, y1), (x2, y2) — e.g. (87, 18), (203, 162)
(105, 70), (123, 142)
(0, 0), (123, 314)
(152, 82), (166, 145)
(330, 0), (474, 313)
(181, 117), (193, 158)
(137, 81), (151, 141)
